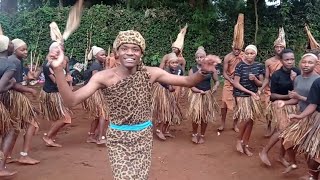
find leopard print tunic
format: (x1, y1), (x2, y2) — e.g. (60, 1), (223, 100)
(102, 69), (153, 180)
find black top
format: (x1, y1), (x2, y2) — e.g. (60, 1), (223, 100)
(270, 67), (301, 102)
(307, 77), (320, 112)
(8, 55), (23, 83)
(233, 61), (264, 97)
(192, 66), (212, 91)
(83, 60), (103, 84)
(160, 65), (184, 89)
(0, 57), (16, 78)
(42, 60), (59, 93)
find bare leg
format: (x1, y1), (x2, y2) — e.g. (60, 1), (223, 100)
(236, 121), (246, 154)
(192, 122), (198, 143)
(277, 138), (290, 167)
(156, 122), (166, 140)
(87, 118), (98, 143)
(198, 121), (208, 144)
(18, 124), (40, 165)
(43, 119), (67, 147)
(264, 119), (274, 138)
(218, 107), (227, 131)
(163, 123), (175, 138)
(0, 130), (18, 177)
(233, 118), (239, 132)
(283, 146), (297, 173)
(243, 120), (253, 156)
(259, 131), (280, 166)
(96, 116), (107, 145)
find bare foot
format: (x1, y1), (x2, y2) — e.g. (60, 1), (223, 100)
(42, 136), (62, 147)
(299, 175), (315, 180)
(217, 125), (224, 132)
(191, 134), (198, 144)
(282, 164), (297, 174)
(276, 157), (290, 167)
(259, 151), (271, 166)
(96, 138), (107, 145)
(18, 156), (40, 165)
(233, 126), (239, 133)
(163, 132), (175, 138)
(244, 146), (253, 157)
(6, 157), (17, 164)
(156, 130), (166, 141)
(264, 128), (275, 138)
(198, 135), (205, 144)
(0, 169), (17, 179)
(236, 140), (244, 154)
(86, 136), (97, 143)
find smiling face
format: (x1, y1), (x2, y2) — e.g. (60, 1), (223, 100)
(117, 43), (143, 69)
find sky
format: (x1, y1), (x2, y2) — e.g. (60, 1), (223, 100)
(265, 0), (281, 6)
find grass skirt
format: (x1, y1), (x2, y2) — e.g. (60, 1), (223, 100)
(39, 90), (71, 122)
(188, 89), (220, 124)
(265, 101), (297, 130)
(281, 111), (320, 160)
(151, 83), (182, 125)
(233, 96), (263, 122)
(82, 89), (108, 119)
(0, 90), (37, 132)
(0, 100), (16, 134)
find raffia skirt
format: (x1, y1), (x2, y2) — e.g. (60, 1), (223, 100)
(233, 96), (263, 122)
(0, 90), (38, 132)
(107, 126), (153, 180)
(82, 89), (108, 119)
(0, 99), (16, 134)
(188, 89), (220, 124)
(151, 83), (182, 125)
(39, 90), (72, 122)
(265, 101), (297, 130)
(281, 111), (320, 162)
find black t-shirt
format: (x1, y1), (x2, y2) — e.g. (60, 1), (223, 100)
(233, 61), (264, 97)
(42, 60), (59, 93)
(307, 77), (320, 112)
(160, 65), (184, 89)
(83, 60), (103, 84)
(0, 57), (16, 79)
(270, 67), (301, 101)
(192, 66), (212, 91)
(8, 55), (23, 83)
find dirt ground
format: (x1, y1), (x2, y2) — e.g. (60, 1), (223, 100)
(7, 85), (308, 180)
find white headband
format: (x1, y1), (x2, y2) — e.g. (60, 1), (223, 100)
(245, 44), (258, 54)
(301, 53), (318, 60)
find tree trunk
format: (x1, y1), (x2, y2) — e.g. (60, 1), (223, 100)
(254, 0), (259, 44)
(1, 0), (17, 14)
(59, 0), (63, 7)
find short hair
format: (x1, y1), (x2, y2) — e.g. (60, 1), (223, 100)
(280, 48), (294, 59)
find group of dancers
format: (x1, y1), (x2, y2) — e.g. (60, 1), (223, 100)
(0, 3), (320, 179)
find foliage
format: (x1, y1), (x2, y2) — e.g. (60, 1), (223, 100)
(1, 1), (320, 68)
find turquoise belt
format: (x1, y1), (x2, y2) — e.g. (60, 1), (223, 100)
(109, 120), (152, 131)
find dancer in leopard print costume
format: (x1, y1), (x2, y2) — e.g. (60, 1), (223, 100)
(47, 30), (218, 179)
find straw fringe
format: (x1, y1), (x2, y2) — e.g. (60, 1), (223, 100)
(233, 96), (263, 122)
(0, 101), (16, 134)
(188, 89), (220, 124)
(39, 90), (72, 122)
(281, 111), (320, 160)
(82, 89), (108, 119)
(151, 83), (182, 125)
(0, 90), (36, 132)
(265, 102), (297, 130)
